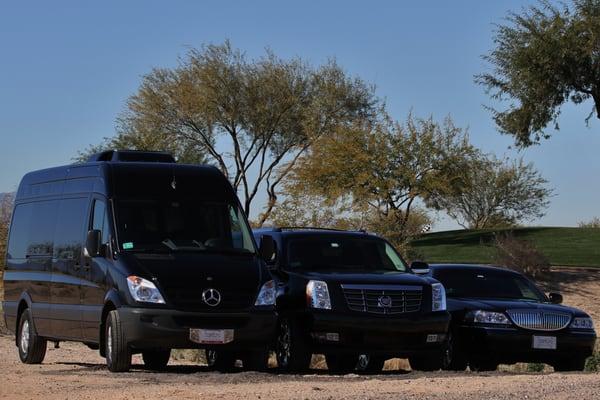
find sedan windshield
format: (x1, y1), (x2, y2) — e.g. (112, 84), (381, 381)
(115, 198), (255, 254)
(434, 269), (546, 302)
(287, 236), (407, 272)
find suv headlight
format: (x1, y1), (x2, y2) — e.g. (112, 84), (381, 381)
(472, 310), (511, 325)
(431, 283), (446, 311)
(127, 276), (165, 304)
(306, 280), (331, 310)
(570, 317), (594, 330)
(255, 280), (276, 306)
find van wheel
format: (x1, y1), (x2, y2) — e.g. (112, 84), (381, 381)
(105, 310), (131, 372)
(142, 349), (171, 371)
(326, 354), (358, 374)
(242, 349), (270, 371)
(17, 309), (47, 364)
(206, 349), (236, 372)
(275, 318), (311, 373)
(356, 354), (386, 374)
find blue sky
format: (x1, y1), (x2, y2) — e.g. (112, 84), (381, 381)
(0, 1), (598, 230)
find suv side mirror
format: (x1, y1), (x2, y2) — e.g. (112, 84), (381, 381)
(410, 261), (430, 275)
(548, 292), (563, 304)
(85, 229), (102, 257)
(259, 235), (276, 264)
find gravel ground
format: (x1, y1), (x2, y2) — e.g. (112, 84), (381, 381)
(1, 267), (598, 400)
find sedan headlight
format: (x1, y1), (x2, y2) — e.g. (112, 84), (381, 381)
(127, 275), (165, 304)
(431, 283), (447, 311)
(306, 280), (331, 310)
(472, 310), (511, 325)
(255, 280), (276, 306)
(570, 317), (594, 330)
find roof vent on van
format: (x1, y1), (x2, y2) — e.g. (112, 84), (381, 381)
(87, 150), (176, 163)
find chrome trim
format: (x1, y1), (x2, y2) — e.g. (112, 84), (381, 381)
(341, 284), (423, 291)
(506, 309), (572, 331)
(341, 284), (422, 315)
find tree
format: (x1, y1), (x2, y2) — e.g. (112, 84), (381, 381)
(0, 193), (15, 273)
(82, 42), (379, 224)
(277, 115), (474, 244)
(478, 0), (600, 147)
(428, 155), (552, 229)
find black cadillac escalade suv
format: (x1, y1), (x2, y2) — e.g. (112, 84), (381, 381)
(253, 228), (451, 373)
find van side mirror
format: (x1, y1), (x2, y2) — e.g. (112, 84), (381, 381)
(259, 235), (276, 264)
(410, 261), (430, 275)
(85, 229), (102, 257)
(548, 292), (563, 304)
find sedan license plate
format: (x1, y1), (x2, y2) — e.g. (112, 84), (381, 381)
(189, 329), (234, 344)
(532, 335), (557, 350)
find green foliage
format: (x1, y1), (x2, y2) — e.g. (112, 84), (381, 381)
(411, 227), (600, 267)
(527, 362), (546, 372)
(81, 41), (379, 223)
(277, 115), (474, 245)
(478, 0), (600, 146)
(428, 155), (552, 229)
(584, 351), (600, 371)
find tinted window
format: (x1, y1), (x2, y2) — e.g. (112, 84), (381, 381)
(434, 269), (546, 302)
(53, 198), (88, 260)
(92, 199), (109, 244)
(7, 201), (59, 258)
(287, 236), (407, 272)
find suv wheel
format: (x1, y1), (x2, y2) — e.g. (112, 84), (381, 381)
(206, 349), (236, 372)
(275, 318), (311, 373)
(105, 310), (131, 372)
(442, 331), (468, 371)
(325, 354), (358, 374)
(356, 354), (385, 374)
(17, 309), (47, 364)
(142, 349), (171, 370)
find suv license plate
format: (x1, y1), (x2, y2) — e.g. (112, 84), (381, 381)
(189, 329), (234, 344)
(532, 336), (557, 350)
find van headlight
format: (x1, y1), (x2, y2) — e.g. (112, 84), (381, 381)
(570, 317), (594, 330)
(127, 276), (166, 304)
(306, 280), (331, 310)
(255, 280), (276, 306)
(431, 283), (446, 311)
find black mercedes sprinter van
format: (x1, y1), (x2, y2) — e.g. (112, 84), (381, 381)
(3, 150), (277, 372)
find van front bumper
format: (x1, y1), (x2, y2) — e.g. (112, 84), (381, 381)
(118, 306), (277, 351)
(303, 311), (450, 357)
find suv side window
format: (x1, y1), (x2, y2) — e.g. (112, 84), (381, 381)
(91, 199), (109, 244)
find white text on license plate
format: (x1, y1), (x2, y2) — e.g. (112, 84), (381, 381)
(189, 329), (234, 344)
(532, 335), (556, 350)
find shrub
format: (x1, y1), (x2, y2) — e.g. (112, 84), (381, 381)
(493, 233), (550, 278)
(585, 352), (600, 372)
(578, 217), (600, 229)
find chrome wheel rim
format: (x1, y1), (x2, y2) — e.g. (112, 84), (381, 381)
(20, 319), (30, 355)
(107, 325), (113, 363)
(357, 354), (369, 371)
(207, 350), (217, 366)
(276, 320), (291, 368)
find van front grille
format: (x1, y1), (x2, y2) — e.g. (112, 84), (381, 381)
(162, 286), (255, 311)
(506, 310), (571, 331)
(341, 284), (422, 315)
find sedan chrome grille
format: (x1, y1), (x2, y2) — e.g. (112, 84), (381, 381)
(341, 284), (422, 315)
(506, 309), (572, 331)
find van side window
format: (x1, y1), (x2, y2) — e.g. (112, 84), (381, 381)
(8, 201), (59, 258)
(53, 198), (88, 260)
(92, 199), (109, 244)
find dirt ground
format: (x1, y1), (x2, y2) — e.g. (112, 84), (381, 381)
(0, 267), (598, 400)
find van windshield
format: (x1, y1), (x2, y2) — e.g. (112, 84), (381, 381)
(115, 198), (256, 254)
(287, 236), (407, 272)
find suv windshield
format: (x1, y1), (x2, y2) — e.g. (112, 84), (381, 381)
(434, 269), (546, 302)
(115, 198), (255, 254)
(287, 236), (407, 272)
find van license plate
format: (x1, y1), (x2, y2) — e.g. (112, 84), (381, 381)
(189, 329), (234, 344)
(532, 336), (556, 350)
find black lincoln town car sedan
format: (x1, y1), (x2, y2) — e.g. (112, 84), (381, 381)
(424, 264), (596, 371)
(253, 228), (451, 373)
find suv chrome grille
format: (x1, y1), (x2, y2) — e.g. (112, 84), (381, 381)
(507, 309), (571, 331)
(341, 284), (422, 314)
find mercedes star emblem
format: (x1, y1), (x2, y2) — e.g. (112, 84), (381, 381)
(202, 288), (221, 307)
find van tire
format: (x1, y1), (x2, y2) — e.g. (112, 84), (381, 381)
(17, 309), (47, 364)
(105, 310), (131, 372)
(142, 349), (171, 370)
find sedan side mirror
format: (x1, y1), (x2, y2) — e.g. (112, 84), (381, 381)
(548, 292), (563, 304)
(259, 235), (276, 264)
(85, 229), (102, 257)
(410, 261), (430, 275)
